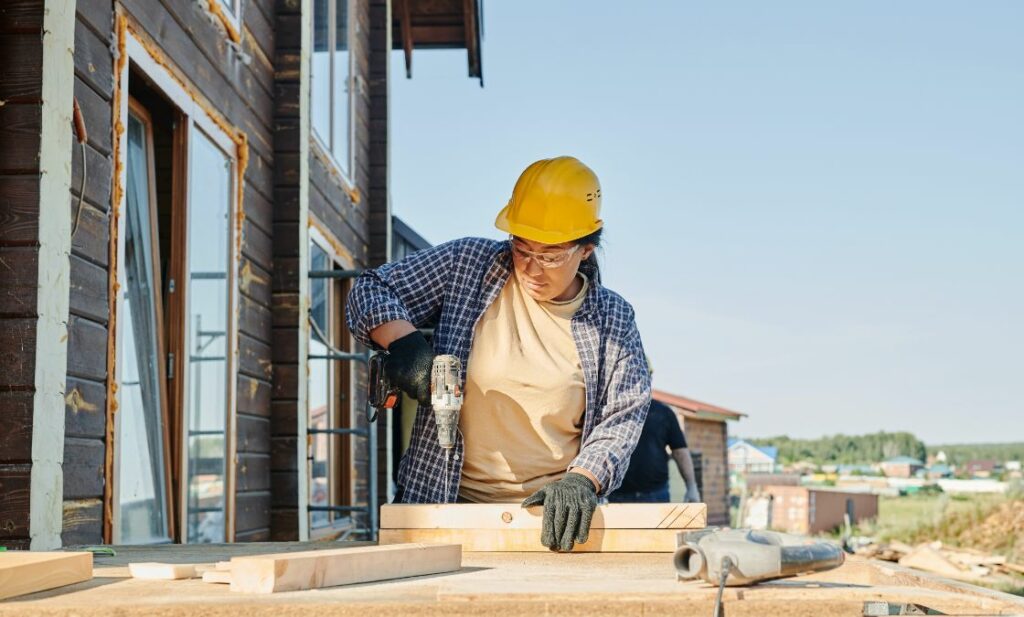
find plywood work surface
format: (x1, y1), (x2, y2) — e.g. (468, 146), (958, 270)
(0, 552), (93, 600)
(1, 543), (1023, 616)
(380, 503), (707, 530)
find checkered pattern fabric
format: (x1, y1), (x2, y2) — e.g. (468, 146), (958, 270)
(347, 237), (651, 503)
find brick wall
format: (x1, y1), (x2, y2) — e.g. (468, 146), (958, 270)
(680, 417), (730, 525)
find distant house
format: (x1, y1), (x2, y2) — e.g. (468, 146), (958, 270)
(880, 456), (925, 478)
(926, 464), (953, 479)
(964, 460), (999, 478)
(653, 390), (746, 526)
(728, 439), (778, 475)
(743, 486), (879, 534)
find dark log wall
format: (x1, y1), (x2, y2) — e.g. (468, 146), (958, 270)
(269, 0), (302, 540)
(367, 0), (390, 510)
(61, 0), (115, 548)
(271, 0), (374, 540)
(0, 0), (45, 551)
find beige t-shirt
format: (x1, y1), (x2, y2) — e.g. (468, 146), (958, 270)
(458, 273), (589, 503)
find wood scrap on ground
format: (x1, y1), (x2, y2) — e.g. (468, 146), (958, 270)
(0, 552), (93, 600)
(379, 503), (706, 552)
(855, 539), (1024, 586)
(201, 569), (232, 585)
(127, 562), (196, 580)
(228, 542), (461, 593)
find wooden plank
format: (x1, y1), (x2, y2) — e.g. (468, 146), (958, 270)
(64, 376), (107, 439)
(234, 490), (271, 535)
(61, 498), (103, 546)
(202, 569), (232, 584)
(229, 543), (461, 593)
(236, 374), (271, 418)
(0, 552), (93, 600)
(379, 528), (681, 553)
(0, 176), (39, 245)
(73, 19), (113, 97)
(69, 253), (108, 322)
(0, 319), (35, 387)
(236, 414), (270, 453)
(62, 437), (105, 500)
(380, 503), (707, 531)
(0, 35), (42, 102)
(0, 104), (41, 172)
(66, 315), (107, 381)
(128, 562), (196, 580)
(0, 464), (31, 541)
(0, 247), (38, 316)
(0, 392), (33, 463)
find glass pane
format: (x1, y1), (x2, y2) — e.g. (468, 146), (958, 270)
(118, 112), (171, 544)
(186, 129), (232, 543)
(332, 0), (351, 171)
(309, 244), (331, 529)
(311, 0), (331, 146)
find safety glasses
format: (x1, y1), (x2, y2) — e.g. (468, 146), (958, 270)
(509, 237), (582, 269)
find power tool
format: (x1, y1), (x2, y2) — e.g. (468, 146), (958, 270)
(676, 528), (845, 616)
(367, 352), (463, 451)
(675, 528), (845, 586)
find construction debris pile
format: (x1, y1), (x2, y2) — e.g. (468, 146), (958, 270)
(853, 539), (1024, 588)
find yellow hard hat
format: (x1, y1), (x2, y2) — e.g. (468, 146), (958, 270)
(495, 156), (603, 245)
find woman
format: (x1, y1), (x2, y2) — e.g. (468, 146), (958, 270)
(347, 156), (651, 551)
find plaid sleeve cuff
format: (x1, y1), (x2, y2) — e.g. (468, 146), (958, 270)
(347, 275), (414, 349)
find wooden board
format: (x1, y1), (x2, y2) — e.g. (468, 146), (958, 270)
(229, 542), (461, 594)
(380, 503), (706, 530)
(378, 528), (681, 553)
(0, 552), (93, 600)
(127, 562), (196, 580)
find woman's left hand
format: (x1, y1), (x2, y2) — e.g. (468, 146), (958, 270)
(521, 472), (598, 552)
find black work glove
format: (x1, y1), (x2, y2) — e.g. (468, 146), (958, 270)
(521, 472), (598, 552)
(386, 331), (434, 405)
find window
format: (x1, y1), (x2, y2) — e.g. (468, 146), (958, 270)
(307, 232), (357, 535)
(183, 128), (235, 543)
(113, 32), (241, 544)
(311, 0), (353, 176)
(113, 101), (173, 545)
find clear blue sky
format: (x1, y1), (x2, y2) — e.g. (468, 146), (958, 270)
(388, 2), (1023, 445)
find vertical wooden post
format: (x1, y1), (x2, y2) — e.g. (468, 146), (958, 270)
(30, 0), (77, 550)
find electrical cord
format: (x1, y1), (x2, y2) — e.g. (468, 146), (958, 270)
(71, 97), (88, 240)
(713, 556), (735, 617)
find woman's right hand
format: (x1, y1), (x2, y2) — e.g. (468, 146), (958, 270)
(385, 330), (434, 405)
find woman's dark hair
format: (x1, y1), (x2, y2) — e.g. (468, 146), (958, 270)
(575, 227), (603, 283)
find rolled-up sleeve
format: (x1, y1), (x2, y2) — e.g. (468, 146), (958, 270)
(346, 239), (460, 349)
(570, 311), (652, 495)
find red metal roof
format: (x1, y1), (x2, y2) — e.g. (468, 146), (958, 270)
(653, 389), (746, 422)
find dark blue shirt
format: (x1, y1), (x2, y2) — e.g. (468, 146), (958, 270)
(615, 400), (687, 493)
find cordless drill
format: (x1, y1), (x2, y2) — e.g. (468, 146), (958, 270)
(367, 353), (463, 450)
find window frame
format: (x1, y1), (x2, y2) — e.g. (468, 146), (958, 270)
(310, 0), (356, 185)
(110, 97), (176, 545)
(307, 224), (357, 539)
(114, 30), (242, 544)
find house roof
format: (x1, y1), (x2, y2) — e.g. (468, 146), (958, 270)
(727, 438), (777, 460)
(883, 456), (924, 465)
(393, 0), (484, 85)
(654, 389), (745, 423)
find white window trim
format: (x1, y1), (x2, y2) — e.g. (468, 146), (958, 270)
(310, 0), (357, 187)
(117, 31), (241, 544)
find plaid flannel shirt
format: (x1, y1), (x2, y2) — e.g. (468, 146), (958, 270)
(346, 237), (652, 503)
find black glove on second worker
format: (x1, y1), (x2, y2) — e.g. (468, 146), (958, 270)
(521, 472), (598, 552)
(386, 331), (434, 405)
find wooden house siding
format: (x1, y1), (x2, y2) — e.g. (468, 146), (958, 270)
(0, 0), (46, 551)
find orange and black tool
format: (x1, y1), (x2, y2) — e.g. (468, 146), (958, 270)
(367, 352), (401, 422)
